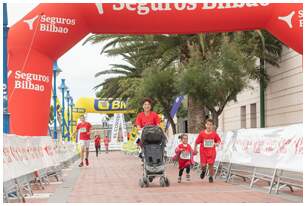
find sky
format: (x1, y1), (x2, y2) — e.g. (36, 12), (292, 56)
(7, 3), (126, 123)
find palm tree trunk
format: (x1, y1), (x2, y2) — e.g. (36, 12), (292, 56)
(187, 96), (206, 133)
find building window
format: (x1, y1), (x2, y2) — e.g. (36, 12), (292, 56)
(240, 106), (246, 128)
(250, 103), (257, 128)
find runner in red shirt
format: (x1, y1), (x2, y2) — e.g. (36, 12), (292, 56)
(94, 133), (101, 157)
(194, 119), (221, 183)
(72, 115), (92, 167)
(175, 134), (194, 183)
(103, 136), (110, 153)
(135, 98), (160, 130)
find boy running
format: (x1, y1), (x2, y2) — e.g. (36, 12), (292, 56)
(72, 115), (92, 167)
(104, 135), (110, 153)
(194, 119), (221, 183)
(94, 133), (101, 157)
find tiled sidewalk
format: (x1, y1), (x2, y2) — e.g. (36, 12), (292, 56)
(26, 151), (303, 203)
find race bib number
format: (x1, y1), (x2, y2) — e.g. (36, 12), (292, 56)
(180, 151), (191, 160)
(79, 128), (87, 133)
(204, 140), (214, 148)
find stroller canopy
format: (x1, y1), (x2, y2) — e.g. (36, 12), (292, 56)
(141, 125), (167, 145)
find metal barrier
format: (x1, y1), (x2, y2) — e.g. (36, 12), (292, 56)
(33, 168), (49, 190)
(15, 173), (34, 198)
(249, 167), (278, 193)
(275, 170), (303, 194)
(226, 163), (255, 183)
(3, 179), (24, 203)
(163, 150), (303, 195)
(3, 154), (80, 203)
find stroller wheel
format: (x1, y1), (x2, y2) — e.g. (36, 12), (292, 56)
(139, 178), (145, 188)
(164, 177), (170, 187)
(143, 177), (149, 187)
(159, 177), (166, 187)
(149, 176), (154, 182)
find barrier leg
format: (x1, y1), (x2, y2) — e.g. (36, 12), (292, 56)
(214, 161), (220, 179)
(225, 163), (232, 183)
(249, 167), (257, 188)
(268, 168), (277, 194)
(15, 179), (26, 203)
(275, 169), (282, 194)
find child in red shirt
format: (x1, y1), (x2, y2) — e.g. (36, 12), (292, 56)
(194, 119), (221, 183)
(104, 136), (110, 153)
(94, 134), (101, 157)
(175, 134), (194, 183)
(72, 115), (92, 167)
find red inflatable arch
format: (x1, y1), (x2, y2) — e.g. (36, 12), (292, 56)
(8, 3), (303, 136)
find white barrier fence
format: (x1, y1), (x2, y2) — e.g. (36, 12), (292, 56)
(3, 134), (78, 182)
(166, 124), (303, 172)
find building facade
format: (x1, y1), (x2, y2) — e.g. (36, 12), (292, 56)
(218, 46), (303, 133)
(176, 46), (302, 134)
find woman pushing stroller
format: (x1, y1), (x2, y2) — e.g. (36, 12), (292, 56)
(135, 98), (160, 159)
(135, 98), (169, 187)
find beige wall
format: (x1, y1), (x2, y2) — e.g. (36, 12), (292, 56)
(219, 46), (303, 133)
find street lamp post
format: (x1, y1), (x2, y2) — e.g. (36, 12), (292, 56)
(71, 102), (75, 142)
(3, 3), (10, 133)
(69, 97), (74, 139)
(52, 62), (62, 140)
(59, 79), (67, 142)
(53, 62), (58, 140)
(65, 90), (71, 141)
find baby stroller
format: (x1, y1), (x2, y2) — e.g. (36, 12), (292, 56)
(138, 125), (170, 187)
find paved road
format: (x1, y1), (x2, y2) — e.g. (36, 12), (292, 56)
(25, 151), (302, 203)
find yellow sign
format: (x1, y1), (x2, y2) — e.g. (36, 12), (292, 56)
(70, 97), (135, 142)
(74, 97), (134, 114)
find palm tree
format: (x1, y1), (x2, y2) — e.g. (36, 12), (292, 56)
(85, 31), (282, 132)
(94, 52), (146, 99)
(85, 33), (212, 133)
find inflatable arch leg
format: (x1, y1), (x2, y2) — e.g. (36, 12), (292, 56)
(8, 49), (53, 136)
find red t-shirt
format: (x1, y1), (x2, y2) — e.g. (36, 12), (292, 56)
(76, 122), (92, 140)
(175, 143), (194, 169)
(104, 137), (110, 145)
(135, 112), (160, 128)
(94, 135), (101, 146)
(195, 130), (221, 156)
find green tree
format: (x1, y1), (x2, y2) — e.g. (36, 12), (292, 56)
(142, 66), (179, 133)
(85, 33), (209, 133)
(179, 41), (257, 128)
(94, 53), (146, 99)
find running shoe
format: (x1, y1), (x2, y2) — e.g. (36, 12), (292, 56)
(79, 162), (84, 167)
(186, 174), (191, 181)
(209, 176), (214, 183)
(200, 169), (206, 179)
(178, 176), (182, 183)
